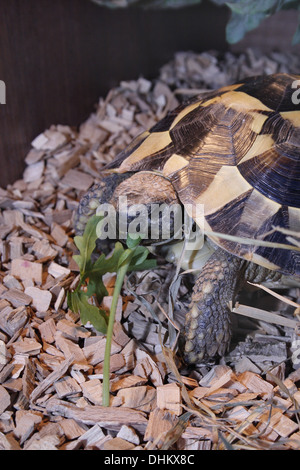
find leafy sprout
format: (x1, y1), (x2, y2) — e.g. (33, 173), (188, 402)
(68, 215), (156, 406)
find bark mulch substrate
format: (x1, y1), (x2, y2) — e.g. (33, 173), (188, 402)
(0, 49), (300, 450)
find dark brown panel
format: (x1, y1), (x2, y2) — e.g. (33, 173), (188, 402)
(0, 0), (228, 187)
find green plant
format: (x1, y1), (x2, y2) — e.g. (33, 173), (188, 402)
(68, 215), (156, 406)
(215, 0), (300, 45)
(91, 0), (300, 44)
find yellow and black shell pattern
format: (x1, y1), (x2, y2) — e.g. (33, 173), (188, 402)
(108, 73), (300, 276)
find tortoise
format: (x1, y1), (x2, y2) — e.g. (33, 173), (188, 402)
(75, 73), (300, 364)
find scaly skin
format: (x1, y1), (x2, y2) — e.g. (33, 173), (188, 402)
(74, 173), (131, 236)
(184, 248), (279, 364)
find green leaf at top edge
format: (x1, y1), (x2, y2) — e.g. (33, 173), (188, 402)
(292, 6), (300, 44)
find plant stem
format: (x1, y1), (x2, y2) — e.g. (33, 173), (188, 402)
(102, 255), (132, 407)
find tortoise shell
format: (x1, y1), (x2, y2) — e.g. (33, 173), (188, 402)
(107, 73), (300, 276)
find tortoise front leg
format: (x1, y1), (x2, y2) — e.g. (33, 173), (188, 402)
(183, 249), (278, 364)
(184, 249), (245, 363)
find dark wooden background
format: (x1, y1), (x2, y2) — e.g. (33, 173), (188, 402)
(0, 0), (299, 187)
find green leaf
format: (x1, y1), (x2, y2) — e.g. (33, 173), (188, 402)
(128, 245), (149, 268)
(69, 212), (156, 347)
(68, 290), (108, 334)
(225, 11), (250, 43)
(79, 296), (108, 334)
(128, 257), (157, 272)
(292, 5), (300, 44)
(86, 274), (108, 303)
(117, 248), (134, 268)
(226, 0), (277, 15)
(70, 209), (158, 406)
(92, 242), (125, 274)
(126, 234), (142, 249)
(225, 0), (280, 43)
(73, 215), (103, 273)
(67, 290), (80, 314)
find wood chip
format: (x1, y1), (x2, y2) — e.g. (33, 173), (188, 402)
(54, 376), (82, 398)
(25, 434), (61, 450)
(30, 355), (74, 403)
(81, 379), (103, 405)
(23, 161), (45, 183)
(47, 262), (70, 279)
(1, 289), (32, 308)
(103, 437), (135, 450)
(0, 432), (21, 450)
(24, 287), (52, 312)
(11, 337), (42, 356)
(46, 399), (148, 432)
(22, 358), (36, 400)
(268, 411), (299, 438)
(11, 259), (43, 283)
(59, 419), (88, 440)
(51, 223), (69, 247)
(0, 305), (28, 337)
(117, 385), (156, 412)
(0, 385), (11, 413)
(14, 410), (43, 444)
(238, 371), (274, 398)
(157, 383), (182, 415)
(60, 169), (94, 191)
(64, 423), (108, 450)
(83, 336), (122, 365)
(54, 332), (88, 366)
(117, 424), (140, 445)
(56, 319), (90, 341)
(37, 318), (56, 343)
(111, 375), (148, 392)
(144, 408), (178, 445)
